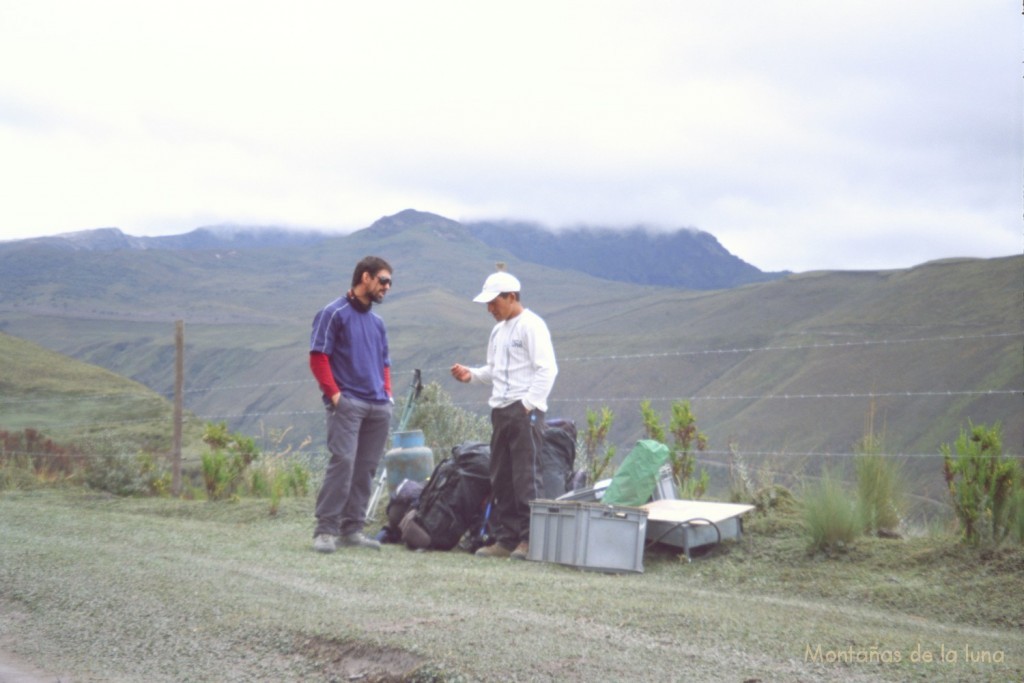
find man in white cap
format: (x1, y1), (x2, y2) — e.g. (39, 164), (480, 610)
(451, 266), (558, 560)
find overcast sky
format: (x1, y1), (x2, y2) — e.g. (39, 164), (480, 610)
(0, 1), (1020, 272)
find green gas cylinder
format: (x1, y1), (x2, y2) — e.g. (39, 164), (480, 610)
(384, 430), (434, 496)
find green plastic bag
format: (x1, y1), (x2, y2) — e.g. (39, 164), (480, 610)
(602, 439), (670, 506)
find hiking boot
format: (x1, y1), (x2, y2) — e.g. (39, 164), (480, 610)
(312, 533), (338, 554)
(474, 542), (513, 559)
(510, 541), (530, 561)
(338, 532), (382, 551)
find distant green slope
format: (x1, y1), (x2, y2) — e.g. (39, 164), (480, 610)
(0, 332), (202, 457)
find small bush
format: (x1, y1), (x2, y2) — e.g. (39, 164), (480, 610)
(252, 457), (311, 515)
(201, 450), (234, 501)
(405, 382), (491, 460)
(0, 457), (41, 491)
(1008, 486), (1024, 544)
(582, 406), (617, 484)
(201, 422), (259, 501)
(802, 471), (860, 554)
(751, 484), (797, 515)
(641, 399), (708, 498)
(86, 452), (170, 496)
(941, 421), (1021, 545)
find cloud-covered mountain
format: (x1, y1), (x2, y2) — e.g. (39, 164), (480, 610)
(6, 209), (785, 291)
(465, 218), (787, 290)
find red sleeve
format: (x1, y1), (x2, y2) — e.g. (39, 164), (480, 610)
(309, 352), (340, 399)
(383, 365), (392, 399)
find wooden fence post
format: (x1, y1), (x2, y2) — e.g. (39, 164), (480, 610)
(172, 320), (184, 495)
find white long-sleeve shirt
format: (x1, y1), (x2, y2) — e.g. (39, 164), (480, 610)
(468, 308), (558, 412)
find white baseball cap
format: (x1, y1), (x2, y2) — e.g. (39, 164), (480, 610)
(473, 271), (521, 303)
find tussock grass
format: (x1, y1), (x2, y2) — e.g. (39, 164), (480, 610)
(801, 471), (861, 553)
(856, 452), (906, 534)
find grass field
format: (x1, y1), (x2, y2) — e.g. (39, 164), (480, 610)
(1, 489), (1021, 682)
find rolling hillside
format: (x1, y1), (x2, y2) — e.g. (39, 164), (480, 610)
(0, 210), (1020, 510)
(0, 332), (204, 457)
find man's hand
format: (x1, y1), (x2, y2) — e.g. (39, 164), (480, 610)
(330, 391), (341, 406)
(450, 364), (471, 383)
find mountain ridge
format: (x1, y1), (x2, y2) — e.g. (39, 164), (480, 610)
(5, 225), (330, 253)
(465, 218), (786, 289)
(2, 208), (784, 291)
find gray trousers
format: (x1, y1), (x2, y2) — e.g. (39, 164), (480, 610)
(489, 401), (545, 548)
(314, 395), (392, 537)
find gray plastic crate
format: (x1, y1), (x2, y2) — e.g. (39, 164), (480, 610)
(527, 500), (648, 573)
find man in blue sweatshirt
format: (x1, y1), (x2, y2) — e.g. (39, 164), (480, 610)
(308, 256), (394, 553)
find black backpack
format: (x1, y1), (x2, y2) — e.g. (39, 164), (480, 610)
(380, 478), (425, 544)
(403, 442), (491, 551)
(539, 419), (577, 499)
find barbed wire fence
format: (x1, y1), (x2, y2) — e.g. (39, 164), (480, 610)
(4, 325), (1019, 454)
(3, 329), (1022, 512)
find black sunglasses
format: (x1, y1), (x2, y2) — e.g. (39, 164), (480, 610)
(376, 275), (392, 287)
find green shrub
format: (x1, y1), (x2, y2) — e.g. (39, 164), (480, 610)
(85, 452), (170, 497)
(582, 406), (616, 484)
(802, 471), (860, 554)
(1007, 485), (1024, 544)
(639, 400), (666, 443)
(200, 422), (260, 501)
(405, 382), (491, 461)
(201, 450), (233, 501)
(641, 399), (709, 498)
(0, 456), (40, 491)
(252, 458), (311, 515)
(941, 421), (1021, 545)
(1008, 486), (1024, 544)
(751, 484), (797, 515)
